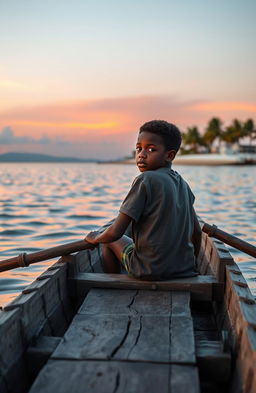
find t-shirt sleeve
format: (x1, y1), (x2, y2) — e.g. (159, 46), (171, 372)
(120, 176), (147, 222)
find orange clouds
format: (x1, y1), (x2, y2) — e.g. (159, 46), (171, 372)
(0, 96), (255, 146)
(8, 120), (119, 130)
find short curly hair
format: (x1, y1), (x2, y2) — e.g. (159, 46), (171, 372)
(139, 120), (182, 152)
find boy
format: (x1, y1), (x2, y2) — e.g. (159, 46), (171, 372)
(85, 120), (202, 280)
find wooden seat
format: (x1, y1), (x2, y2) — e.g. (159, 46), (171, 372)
(69, 272), (224, 301)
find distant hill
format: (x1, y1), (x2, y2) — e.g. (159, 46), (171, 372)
(0, 152), (97, 163)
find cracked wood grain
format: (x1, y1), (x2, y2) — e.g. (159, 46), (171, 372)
(52, 313), (171, 362)
(32, 288), (199, 392)
(78, 288), (172, 316)
(52, 290), (195, 364)
(29, 360), (200, 393)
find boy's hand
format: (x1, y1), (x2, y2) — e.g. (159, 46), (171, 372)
(85, 231), (100, 248)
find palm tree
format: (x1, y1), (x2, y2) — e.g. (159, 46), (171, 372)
(222, 119), (244, 144)
(243, 119), (256, 143)
(182, 126), (206, 154)
(203, 117), (223, 152)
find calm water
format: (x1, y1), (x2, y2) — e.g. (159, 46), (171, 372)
(0, 163), (255, 307)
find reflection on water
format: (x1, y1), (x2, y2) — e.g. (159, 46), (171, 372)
(0, 162), (255, 307)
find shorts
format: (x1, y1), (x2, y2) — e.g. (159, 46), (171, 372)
(121, 242), (134, 274)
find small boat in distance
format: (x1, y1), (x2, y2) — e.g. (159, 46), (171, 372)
(0, 223), (256, 393)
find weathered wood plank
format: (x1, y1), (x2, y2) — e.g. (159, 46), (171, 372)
(236, 326), (256, 393)
(4, 289), (49, 343)
(171, 291), (191, 316)
(239, 302), (256, 328)
(3, 262), (72, 341)
(66, 247), (103, 276)
(225, 264), (256, 393)
(170, 315), (195, 363)
(226, 265), (256, 332)
(197, 233), (235, 282)
(0, 308), (29, 392)
(52, 310), (196, 364)
(44, 297), (73, 336)
(29, 360), (200, 393)
(70, 272), (223, 301)
(52, 314), (170, 363)
(53, 290), (195, 364)
(22, 261), (68, 303)
(78, 288), (172, 316)
(0, 308), (23, 374)
(228, 283), (255, 304)
(210, 240), (234, 282)
(170, 365), (200, 393)
(226, 265), (255, 303)
(228, 270), (249, 288)
(170, 292), (196, 363)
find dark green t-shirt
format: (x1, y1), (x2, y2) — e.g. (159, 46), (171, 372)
(120, 167), (197, 279)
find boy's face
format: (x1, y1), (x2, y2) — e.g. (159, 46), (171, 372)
(136, 131), (176, 172)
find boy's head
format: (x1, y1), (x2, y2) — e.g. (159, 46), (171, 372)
(136, 120), (182, 172)
(139, 120), (182, 152)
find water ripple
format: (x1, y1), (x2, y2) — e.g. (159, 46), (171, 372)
(34, 231), (78, 239)
(0, 229), (35, 236)
(0, 162), (255, 307)
(68, 214), (105, 220)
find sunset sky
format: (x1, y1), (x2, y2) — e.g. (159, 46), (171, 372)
(1, 0), (255, 159)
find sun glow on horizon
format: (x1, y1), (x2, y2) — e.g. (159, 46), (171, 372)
(0, 95), (255, 158)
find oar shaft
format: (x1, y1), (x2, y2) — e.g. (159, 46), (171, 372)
(1, 223), (255, 272)
(202, 222), (256, 258)
(0, 240), (92, 273)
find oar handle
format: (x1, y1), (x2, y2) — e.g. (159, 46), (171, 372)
(0, 240), (94, 273)
(202, 222), (256, 258)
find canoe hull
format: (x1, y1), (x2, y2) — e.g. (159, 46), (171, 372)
(0, 233), (255, 393)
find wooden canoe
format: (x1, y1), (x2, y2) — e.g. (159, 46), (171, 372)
(0, 232), (256, 393)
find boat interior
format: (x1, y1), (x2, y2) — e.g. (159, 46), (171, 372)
(0, 232), (256, 393)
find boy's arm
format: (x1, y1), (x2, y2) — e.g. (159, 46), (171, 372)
(191, 208), (202, 257)
(85, 212), (132, 245)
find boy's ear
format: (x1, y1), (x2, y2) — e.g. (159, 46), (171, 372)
(166, 150), (176, 162)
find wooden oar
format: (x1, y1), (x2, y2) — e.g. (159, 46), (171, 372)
(0, 222), (255, 273)
(202, 221), (256, 258)
(0, 240), (94, 273)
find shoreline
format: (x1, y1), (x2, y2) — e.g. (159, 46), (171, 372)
(101, 153), (256, 166)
